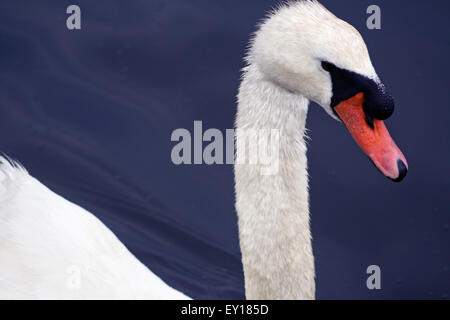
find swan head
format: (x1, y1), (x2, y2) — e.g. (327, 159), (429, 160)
(249, 1), (408, 182)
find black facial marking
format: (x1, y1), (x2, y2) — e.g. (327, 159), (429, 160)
(321, 61), (394, 122)
(365, 113), (375, 130)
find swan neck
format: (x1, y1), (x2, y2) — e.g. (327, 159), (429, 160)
(235, 64), (314, 299)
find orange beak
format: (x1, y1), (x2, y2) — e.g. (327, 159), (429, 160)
(334, 93), (408, 182)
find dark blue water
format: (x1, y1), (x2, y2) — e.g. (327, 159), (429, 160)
(0, 0), (448, 299)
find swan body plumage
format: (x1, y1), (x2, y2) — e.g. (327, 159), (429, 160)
(0, 158), (189, 299)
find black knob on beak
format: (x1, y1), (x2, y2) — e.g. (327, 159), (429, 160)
(363, 83), (395, 120)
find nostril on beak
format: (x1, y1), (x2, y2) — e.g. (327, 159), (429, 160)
(392, 159), (408, 182)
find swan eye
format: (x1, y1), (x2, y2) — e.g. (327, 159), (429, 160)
(321, 61), (335, 72)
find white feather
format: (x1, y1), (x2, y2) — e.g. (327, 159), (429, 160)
(0, 156), (189, 299)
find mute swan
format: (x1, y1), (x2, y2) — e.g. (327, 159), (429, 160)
(0, 1), (407, 300)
